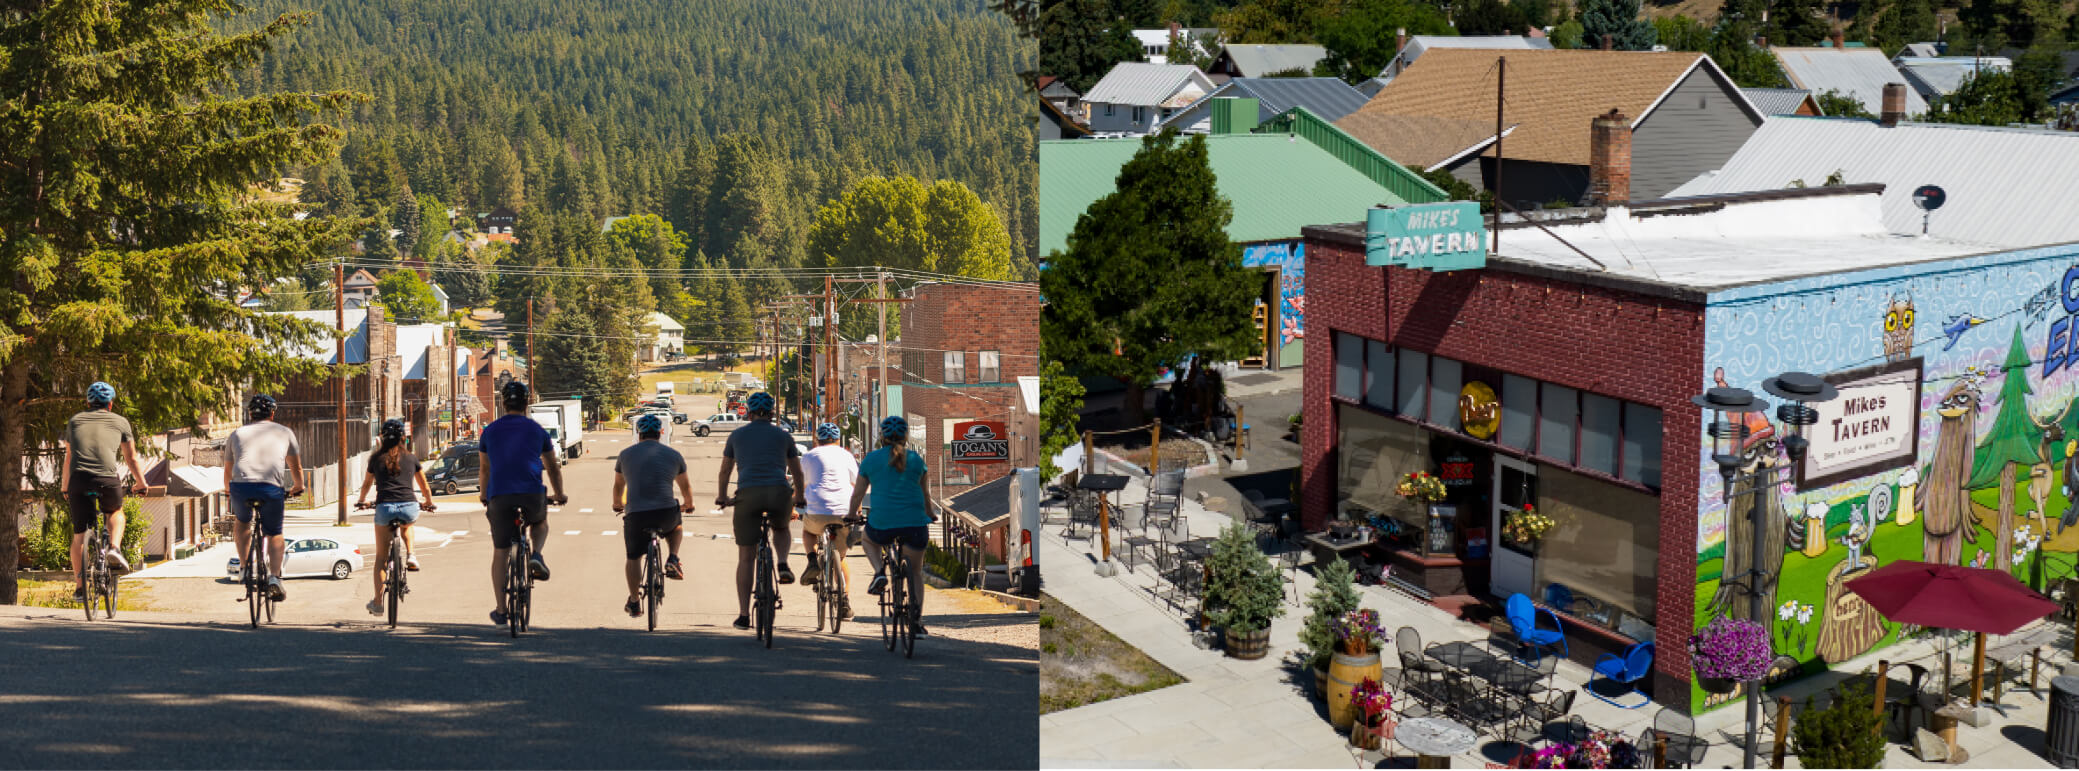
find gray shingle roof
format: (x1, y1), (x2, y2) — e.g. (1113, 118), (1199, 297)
(1669, 117), (2079, 248)
(1771, 47), (1927, 116)
(1153, 77), (1370, 132)
(1742, 88), (1815, 115)
(1217, 44), (1328, 77)
(1081, 62), (1214, 107)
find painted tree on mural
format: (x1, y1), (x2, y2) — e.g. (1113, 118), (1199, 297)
(1967, 325), (2045, 572)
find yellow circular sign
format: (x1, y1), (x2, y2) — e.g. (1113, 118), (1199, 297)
(1459, 381), (1500, 439)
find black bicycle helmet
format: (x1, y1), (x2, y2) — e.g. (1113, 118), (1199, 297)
(501, 380), (530, 410)
(381, 418), (407, 442)
(247, 394), (277, 421)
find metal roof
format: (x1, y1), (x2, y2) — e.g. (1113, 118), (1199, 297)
(1667, 117), (2079, 248)
(1080, 62), (1215, 107)
(1154, 77), (1370, 132)
(1893, 57), (2011, 98)
(1379, 36), (1554, 78)
(1216, 44), (1328, 77)
(1771, 47), (1926, 116)
(268, 309), (369, 364)
(1742, 88), (1816, 115)
(1039, 134), (1416, 256)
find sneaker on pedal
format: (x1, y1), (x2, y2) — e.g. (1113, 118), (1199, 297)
(406, 554), (421, 572)
(732, 615), (750, 630)
(799, 554), (822, 585)
(777, 562), (795, 585)
(72, 587), (86, 604)
(664, 556), (684, 580)
(266, 576), (286, 601)
(625, 598), (642, 618)
(366, 599), (383, 616)
(103, 549), (129, 572)
(839, 598), (854, 619)
(866, 570), (888, 595)
(912, 620), (930, 637)
(528, 553), (551, 581)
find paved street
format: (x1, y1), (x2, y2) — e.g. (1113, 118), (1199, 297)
(3, 430), (1037, 769)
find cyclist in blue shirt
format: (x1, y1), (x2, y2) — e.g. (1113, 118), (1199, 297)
(846, 415), (936, 637)
(478, 381), (569, 626)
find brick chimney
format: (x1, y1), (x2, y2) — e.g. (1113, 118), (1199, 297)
(1757, 35), (1769, 49)
(1601, 33), (1614, 51)
(1881, 82), (1906, 127)
(1587, 109), (1632, 205)
(1396, 27), (1408, 56)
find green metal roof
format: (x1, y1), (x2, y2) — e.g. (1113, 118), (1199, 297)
(1040, 132), (1429, 257)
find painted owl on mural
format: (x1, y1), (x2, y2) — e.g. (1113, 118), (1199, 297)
(1883, 295), (1916, 363)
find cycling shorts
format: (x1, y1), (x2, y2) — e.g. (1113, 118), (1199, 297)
(485, 493), (548, 549)
(732, 485), (792, 544)
(228, 482), (288, 537)
(622, 507), (682, 559)
(865, 524), (929, 551)
(67, 472), (124, 535)
(802, 513), (851, 548)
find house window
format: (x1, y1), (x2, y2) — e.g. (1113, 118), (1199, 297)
(1133, 106), (1145, 123)
(943, 351), (965, 384)
(1105, 104), (1115, 116)
(1334, 332), (1361, 400)
(978, 351), (1001, 383)
(1364, 340), (1394, 410)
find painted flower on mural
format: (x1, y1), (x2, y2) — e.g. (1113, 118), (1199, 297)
(1795, 603), (1815, 625)
(1778, 600), (1798, 621)
(1691, 617), (1774, 681)
(1281, 315), (1300, 345)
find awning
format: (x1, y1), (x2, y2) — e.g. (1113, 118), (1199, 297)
(949, 474), (1015, 526)
(1017, 376), (1040, 414)
(169, 465), (224, 497)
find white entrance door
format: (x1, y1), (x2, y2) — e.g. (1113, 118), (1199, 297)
(1491, 456), (1538, 601)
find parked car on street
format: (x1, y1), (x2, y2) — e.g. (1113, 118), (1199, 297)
(227, 537), (364, 580)
(427, 441), (481, 495)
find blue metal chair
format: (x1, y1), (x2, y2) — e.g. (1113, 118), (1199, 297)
(1505, 593), (1568, 664)
(1590, 640), (1656, 709)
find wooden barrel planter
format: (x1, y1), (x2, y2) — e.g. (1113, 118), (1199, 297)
(1314, 665), (1329, 697)
(1227, 627), (1271, 660)
(1327, 650), (1384, 730)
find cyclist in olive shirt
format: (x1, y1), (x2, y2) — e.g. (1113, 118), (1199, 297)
(714, 392), (808, 631)
(61, 382), (150, 603)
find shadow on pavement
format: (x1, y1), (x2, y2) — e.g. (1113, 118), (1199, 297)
(0, 609), (1036, 770)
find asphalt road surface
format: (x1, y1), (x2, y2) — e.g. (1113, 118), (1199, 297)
(0, 431), (1038, 769)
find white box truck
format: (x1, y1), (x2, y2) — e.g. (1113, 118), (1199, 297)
(656, 381), (675, 404)
(529, 399), (585, 459)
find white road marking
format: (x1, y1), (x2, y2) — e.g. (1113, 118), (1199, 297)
(579, 508), (595, 513)
(564, 530), (581, 535)
(450, 530), (469, 537)
(549, 508), (563, 513)
(602, 530), (619, 536)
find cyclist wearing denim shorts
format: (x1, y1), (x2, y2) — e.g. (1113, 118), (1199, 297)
(356, 418), (437, 616)
(614, 413), (696, 617)
(714, 391), (807, 631)
(846, 415), (936, 637)
(797, 422), (858, 619)
(478, 380), (569, 626)
(61, 382), (150, 603)
(224, 394), (306, 601)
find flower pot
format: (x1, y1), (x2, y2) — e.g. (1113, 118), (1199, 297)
(1341, 638), (1372, 657)
(1698, 676), (1739, 694)
(1350, 718), (1386, 751)
(1226, 626), (1271, 660)
(1327, 650), (1384, 730)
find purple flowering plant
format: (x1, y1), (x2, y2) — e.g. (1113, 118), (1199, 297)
(1689, 616), (1773, 681)
(1333, 609), (1386, 653)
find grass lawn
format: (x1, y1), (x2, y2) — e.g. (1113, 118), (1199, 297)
(18, 578), (156, 612)
(1040, 593), (1184, 714)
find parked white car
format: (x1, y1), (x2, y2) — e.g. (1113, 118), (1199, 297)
(226, 537), (364, 580)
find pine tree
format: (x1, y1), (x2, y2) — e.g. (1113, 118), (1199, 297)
(1299, 558), (1363, 670)
(1791, 682), (1886, 767)
(0, 3), (362, 602)
(1967, 324), (2043, 571)
(1038, 0), (1145, 93)
(394, 182), (422, 259)
(1579, 0), (1658, 49)
(1873, 0), (1939, 57)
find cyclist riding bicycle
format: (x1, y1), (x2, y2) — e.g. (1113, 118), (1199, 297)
(847, 415), (935, 638)
(356, 418), (438, 616)
(224, 394), (307, 602)
(479, 380), (569, 626)
(798, 421), (858, 619)
(61, 382), (150, 603)
(615, 413), (696, 618)
(714, 391), (807, 631)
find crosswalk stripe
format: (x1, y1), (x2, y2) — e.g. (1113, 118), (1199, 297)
(563, 530), (580, 535)
(579, 508), (595, 513)
(602, 530), (618, 536)
(450, 530), (469, 536)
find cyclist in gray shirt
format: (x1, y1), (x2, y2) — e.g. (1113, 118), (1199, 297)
(61, 382), (150, 602)
(613, 414), (696, 618)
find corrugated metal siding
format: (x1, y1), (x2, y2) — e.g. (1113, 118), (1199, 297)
(1632, 67), (1766, 199)
(1080, 62), (1209, 108)
(1158, 78), (1372, 133)
(1772, 48), (1927, 116)
(1666, 118), (2079, 248)
(1742, 88), (1814, 115)
(1221, 45), (1328, 77)
(1256, 107), (1449, 203)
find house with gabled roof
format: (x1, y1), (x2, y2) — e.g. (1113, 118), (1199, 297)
(1080, 62), (1217, 134)
(1376, 34), (1554, 81)
(1771, 47), (1925, 117)
(1893, 56), (2011, 102)
(1742, 88), (1823, 116)
(1339, 49), (1765, 207)
(1153, 77), (1370, 134)
(1206, 44), (1328, 82)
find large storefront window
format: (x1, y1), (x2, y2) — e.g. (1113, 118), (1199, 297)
(1534, 464), (1660, 638)
(1337, 405), (1431, 550)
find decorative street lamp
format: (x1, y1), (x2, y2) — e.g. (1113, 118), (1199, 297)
(1694, 372), (1837, 770)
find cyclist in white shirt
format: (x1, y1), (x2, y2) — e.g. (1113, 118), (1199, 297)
(796, 422), (858, 619)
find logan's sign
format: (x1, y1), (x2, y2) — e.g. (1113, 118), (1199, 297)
(950, 420), (1010, 464)
(1798, 359), (1923, 490)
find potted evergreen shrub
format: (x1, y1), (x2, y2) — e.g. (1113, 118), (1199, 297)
(1791, 682), (1885, 768)
(1299, 557), (1362, 695)
(1203, 522), (1286, 660)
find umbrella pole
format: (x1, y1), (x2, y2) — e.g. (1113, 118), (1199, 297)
(1971, 631), (1987, 709)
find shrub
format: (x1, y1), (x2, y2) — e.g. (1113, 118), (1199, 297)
(1299, 557), (1362, 670)
(1202, 522), (1285, 634)
(1791, 681), (1885, 768)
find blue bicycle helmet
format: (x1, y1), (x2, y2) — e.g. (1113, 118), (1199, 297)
(879, 415), (908, 442)
(86, 382), (114, 407)
(745, 391), (775, 414)
(380, 418), (407, 442)
(246, 394), (277, 420)
(635, 413), (665, 435)
(816, 422), (841, 441)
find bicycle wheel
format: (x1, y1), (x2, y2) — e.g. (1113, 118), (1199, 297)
(826, 532), (846, 635)
(755, 540), (776, 648)
(508, 542), (526, 638)
(246, 541), (263, 629)
(387, 543), (404, 628)
(814, 539), (831, 633)
(103, 546), (119, 620)
(892, 563), (913, 658)
(81, 531), (100, 621)
(880, 557), (897, 652)
(645, 538), (661, 632)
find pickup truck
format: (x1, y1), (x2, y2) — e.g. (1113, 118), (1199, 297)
(688, 412), (745, 437)
(529, 399), (585, 459)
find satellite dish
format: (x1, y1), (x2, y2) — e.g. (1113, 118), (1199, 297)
(1913, 185), (1947, 211)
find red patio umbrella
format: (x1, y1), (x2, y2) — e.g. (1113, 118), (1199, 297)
(1846, 559), (2059, 709)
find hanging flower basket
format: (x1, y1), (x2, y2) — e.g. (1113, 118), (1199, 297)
(1690, 616), (1773, 683)
(1396, 471), (1448, 504)
(1502, 504), (1556, 546)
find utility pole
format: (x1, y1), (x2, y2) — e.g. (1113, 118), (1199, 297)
(824, 275), (836, 424)
(335, 262), (347, 525)
(877, 270), (889, 442)
(447, 326), (458, 446)
(525, 297), (535, 395)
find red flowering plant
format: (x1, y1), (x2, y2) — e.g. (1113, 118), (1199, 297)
(1349, 677), (1393, 726)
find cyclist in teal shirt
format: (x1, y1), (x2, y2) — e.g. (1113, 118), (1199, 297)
(845, 415), (936, 637)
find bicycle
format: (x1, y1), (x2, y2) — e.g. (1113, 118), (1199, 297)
(634, 520), (667, 632)
(506, 515), (534, 639)
(753, 522), (780, 647)
(361, 501), (434, 628)
(878, 538), (915, 658)
(78, 491), (117, 621)
(815, 512), (865, 635)
(238, 496), (275, 628)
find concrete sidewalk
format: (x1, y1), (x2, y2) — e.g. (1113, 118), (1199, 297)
(128, 502), (482, 579)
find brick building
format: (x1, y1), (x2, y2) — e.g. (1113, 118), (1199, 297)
(896, 282), (1041, 495)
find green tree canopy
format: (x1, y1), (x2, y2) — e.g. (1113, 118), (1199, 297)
(0, 3), (363, 602)
(1816, 89), (1876, 118)
(1039, 0), (1145, 93)
(1579, 0), (1657, 49)
(376, 270), (443, 324)
(1038, 359), (1087, 480)
(1312, 0), (1453, 82)
(1926, 68), (2028, 125)
(1040, 130), (1260, 425)
(606, 214), (700, 324)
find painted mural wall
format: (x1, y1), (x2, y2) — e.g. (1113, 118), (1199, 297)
(1242, 241), (1305, 368)
(1694, 243), (2079, 712)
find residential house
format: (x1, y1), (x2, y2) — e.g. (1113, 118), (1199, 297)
(1339, 49), (1765, 207)
(394, 323), (463, 455)
(1771, 47), (1926, 117)
(258, 307), (392, 507)
(897, 282), (1040, 493)
(1893, 56), (2012, 102)
(1153, 77), (1370, 134)
(1080, 62), (1216, 135)
(1042, 102), (1448, 370)
(478, 206), (517, 236)
(643, 312), (685, 362)
(1205, 44), (1328, 82)
(1742, 87), (1823, 116)
(1670, 102), (2079, 248)
(1038, 76), (1080, 117)
(465, 341), (526, 437)
(1376, 34), (1554, 81)
(1040, 96), (1092, 140)
(342, 268), (379, 306)
(1132, 25), (1219, 65)
(1896, 42), (1946, 58)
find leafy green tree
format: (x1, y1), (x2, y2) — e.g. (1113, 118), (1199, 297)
(1038, 359), (1087, 480)
(1967, 325), (2043, 571)
(1040, 0), (1145, 93)
(1167, 28), (1224, 71)
(1219, 0), (1333, 43)
(606, 214), (699, 324)
(258, 278), (316, 312)
(1041, 130), (1260, 425)
(413, 194), (449, 259)
(1579, 0), (1657, 49)
(1707, 20), (1793, 87)
(1871, 0), (1939, 55)
(1654, 15), (1715, 50)
(1418, 168), (1496, 213)
(1551, 18), (1587, 48)
(1313, 0), (1452, 82)
(1766, 0), (1834, 46)
(1456, 0), (1531, 35)
(0, 3), (361, 602)
(376, 270), (443, 324)
(1926, 68), (2027, 125)
(1816, 89), (1876, 118)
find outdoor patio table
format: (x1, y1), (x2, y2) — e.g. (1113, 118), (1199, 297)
(1397, 716), (1478, 769)
(1304, 532), (1374, 569)
(1476, 656), (1545, 696)
(1426, 641), (1493, 671)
